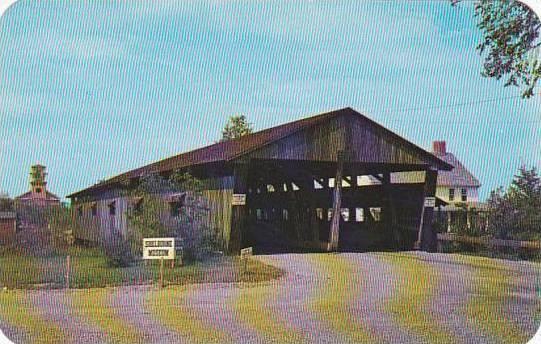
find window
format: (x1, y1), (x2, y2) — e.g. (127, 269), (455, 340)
(340, 208), (350, 222)
(108, 201), (116, 216)
(369, 207), (381, 222)
(328, 178), (335, 188)
(327, 208), (333, 221)
(170, 201), (182, 217)
(267, 184), (275, 193)
(449, 188), (455, 201)
(91, 203), (97, 217)
(133, 198), (143, 212)
(282, 209), (289, 221)
(291, 182), (300, 191)
(77, 206), (83, 217)
(256, 208), (262, 220)
(316, 208), (324, 220)
(35, 188), (42, 193)
(314, 179), (324, 189)
(461, 188), (467, 202)
(355, 208), (365, 222)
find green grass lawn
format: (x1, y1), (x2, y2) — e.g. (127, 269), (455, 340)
(229, 282), (307, 343)
(148, 285), (232, 343)
(377, 252), (457, 344)
(0, 290), (67, 344)
(146, 257), (283, 343)
(69, 288), (144, 344)
(309, 253), (375, 343)
(454, 254), (537, 343)
(0, 247), (282, 289)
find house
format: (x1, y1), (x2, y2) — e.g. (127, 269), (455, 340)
(15, 165), (61, 206)
(0, 212), (17, 246)
(431, 141), (485, 231)
(68, 108), (453, 254)
(432, 141), (480, 205)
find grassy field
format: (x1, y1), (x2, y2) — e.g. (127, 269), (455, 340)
(379, 252), (457, 344)
(69, 288), (144, 344)
(455, 254), (536, 343)
(0, 247), (282, 289)
(147, 286), (231, 343)
(0, 291), (67, 344)
(0, 250), (283, 343)
(146, 258), (282, 343)
(230, 282), (307, 343)
(309, 254), (375, 343)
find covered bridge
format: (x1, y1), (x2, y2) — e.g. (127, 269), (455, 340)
(68, 108), (452, 254)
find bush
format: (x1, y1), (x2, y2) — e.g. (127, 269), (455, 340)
(101, 235), (134, 267)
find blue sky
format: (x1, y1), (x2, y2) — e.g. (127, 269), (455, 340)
(0, 0), (540, 201)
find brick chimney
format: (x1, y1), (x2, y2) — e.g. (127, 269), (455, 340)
(432, 141), (446, 155)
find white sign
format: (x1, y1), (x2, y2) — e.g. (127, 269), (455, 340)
(143, 238), (176, 260)
(232, 194), (247, 206)
(240, 247), (253, 259)
(424, 197), (436, 208)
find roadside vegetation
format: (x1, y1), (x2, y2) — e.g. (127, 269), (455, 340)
(437, 166), (541, 261)
(0, 247), (282, 289)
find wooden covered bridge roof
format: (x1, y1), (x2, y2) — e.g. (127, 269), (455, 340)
(68, 107), (452, 198)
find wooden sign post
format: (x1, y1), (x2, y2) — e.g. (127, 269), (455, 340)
(65, 255), (70, 289)
(159, 257), (164, 288)
(143, 238), (176, 288)
(240, 247), (253, 274)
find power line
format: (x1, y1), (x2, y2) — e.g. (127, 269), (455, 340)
(381, 94), (526, 114)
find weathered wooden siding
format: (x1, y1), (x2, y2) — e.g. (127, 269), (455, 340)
(74, 176), (234, 250)
(202, 188), (233, 250)
(243, 113), (432, 167)
(244, 115), (348, 162)
(75, 195), (129, 242)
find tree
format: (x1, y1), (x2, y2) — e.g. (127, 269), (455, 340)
(221, 115), (253, 141)
(487, 166), (541, 240)
(126, 171), (219, 261)
(0, 196), (13, 212)
(453, 0), (541, 98)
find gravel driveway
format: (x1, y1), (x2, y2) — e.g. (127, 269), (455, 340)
(0, 252), (538, 344)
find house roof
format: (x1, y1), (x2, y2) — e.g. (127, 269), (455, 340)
(433, 152), (480, 187)
(68, 107), (452, 198)
(15, 190), (61, 201)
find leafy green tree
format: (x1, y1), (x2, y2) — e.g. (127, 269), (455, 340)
(0, 196), (13, 211)
(487, 166), (541, 240)
(453, 0), (541, 98)
(221, 114), (253, 141)
(126, 171), (219, 261)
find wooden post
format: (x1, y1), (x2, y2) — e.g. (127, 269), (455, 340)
(329, 151), (345, 251)
(159, 257), (164, 288)
(382, 172), (399, 246)
(415, 169), (438, 252)
(65, 255), (70, 289)
(229, 164), (249, 254)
